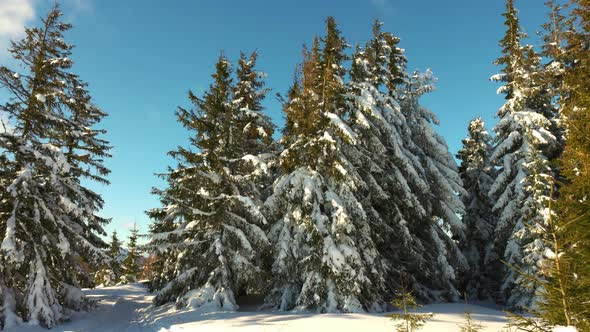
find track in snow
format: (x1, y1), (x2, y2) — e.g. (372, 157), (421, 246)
(6, 283), (511, 332)
(8, 283), (153, 332)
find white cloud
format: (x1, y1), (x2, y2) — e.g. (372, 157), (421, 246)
(0, 0), (35, 58)
(370, 0), (397, 17)
(63, 0), (93, 15)
(0, 0), (95, 58)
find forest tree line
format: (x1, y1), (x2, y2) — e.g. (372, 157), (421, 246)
(0, 0), (588, 330)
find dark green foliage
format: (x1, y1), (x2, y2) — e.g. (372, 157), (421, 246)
(264, 17), (392, 312)
(319, 17), (348, 115)
(387, 290), (434, 332)
(94, 231), (123, 286)
(347, 20), (467, 304)
(121, 225), (141, 283)
(147, 52), (274, 310)
(233, 51), (275, 155)
(457, 118), (497, 301)
(459, 308), (485, 332)
(504, 311), (553, 332)
(498, 1), (590, 330)
(494, 0), (529, 107)
(109, 231), (122, 261)
(533, 0), (590, 329)
(0, 4), (111, 328)
(488, 0), (562, 310)
(279, 17), (352, 178)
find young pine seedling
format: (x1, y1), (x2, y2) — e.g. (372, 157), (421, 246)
(387, 290), (434, 332)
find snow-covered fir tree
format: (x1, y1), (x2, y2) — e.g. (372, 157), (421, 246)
(456, 118), (496, 301)
(264, 17), (386, 312)
(345, 21), (419, 300)
(232, 51), (276, 156)
(488, 0), (561, 310)
(540, 0), (568, 109)
(94, 231), (123, 287)
(120, 225), (141, 284)
(539, 0), (568, 163)
(0, 6), (111, 329)
(230, 50), (278, 205)
(145, 211), (175, 295)
(402, 69), (466, 240)
(545, 0), (590, 328)
(397, 68), (467, 301)
(147, 52), (275, 310)
(345, 21), (466, 302)
(108, 231), (123, 261)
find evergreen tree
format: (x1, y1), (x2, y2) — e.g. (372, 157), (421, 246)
(233, 51), (275, 153)
(145, 209), (176, 294)
(278, 66), (302, 149)
(346, 21), (465, 302)
(457, 118), (497, 301)
(488, 0), (561, 310)
(458, 306), (484, 332)
(231, 51), (277, 202)
(511, 1), (590, 324)
(265, 17), (383, 312)
(121, 225), (141, 283)
(387, 289), (434, 332)
(0, 5), (111, 329)
(147, 53), (274, 310)
(94, 231), (123, 287)
(505, 179), (582, 331)
(402, 69), (466, 239)
(346, 21), (420, 301)
(534, 0), (590, 329)
(539, 0), (568, 156)
(400, 68), (468, 301)
(541, 0), (569, 103)
(109, 231), (122, 261)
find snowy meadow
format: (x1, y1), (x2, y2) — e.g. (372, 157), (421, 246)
(10, 283), (511, 332)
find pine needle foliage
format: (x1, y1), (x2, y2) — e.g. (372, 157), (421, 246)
(0, 5), (111, 328)
(121, 224), (141, 283)
(458, 296), (485, 332)
(387, 290), (434, 332)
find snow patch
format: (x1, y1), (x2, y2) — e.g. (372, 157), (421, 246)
(35, 94), (46, 103)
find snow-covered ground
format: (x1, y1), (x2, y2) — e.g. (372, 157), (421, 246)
(7, 283), (512, 332)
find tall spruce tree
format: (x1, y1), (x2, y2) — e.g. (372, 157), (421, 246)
(0, 5), (111, 329)
(541, 0), (569, 105)
(539, 0), (568, 156)
(504, 3), (586, 329)
(488, 0), (561, 310)
(147, 53), (274, 310)
(398, 68), (468, 301)
(512, 2), (590, 329)
(346, 21), (465, 302)
(231, 51), (277, 201)
(536, 0), (590, 329)
(457, 118), (497, 301)
(121, 225), (141, 283)
(108, 231), (122, 261)
(145, 207), (176, 294)
(346, 21), (422, 300)
(233, 51), (275, 151)
(264, 17), (383, 312)
(94, 231), (123, 287)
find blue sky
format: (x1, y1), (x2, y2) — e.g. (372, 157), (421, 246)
(1, 0), (550, 242)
